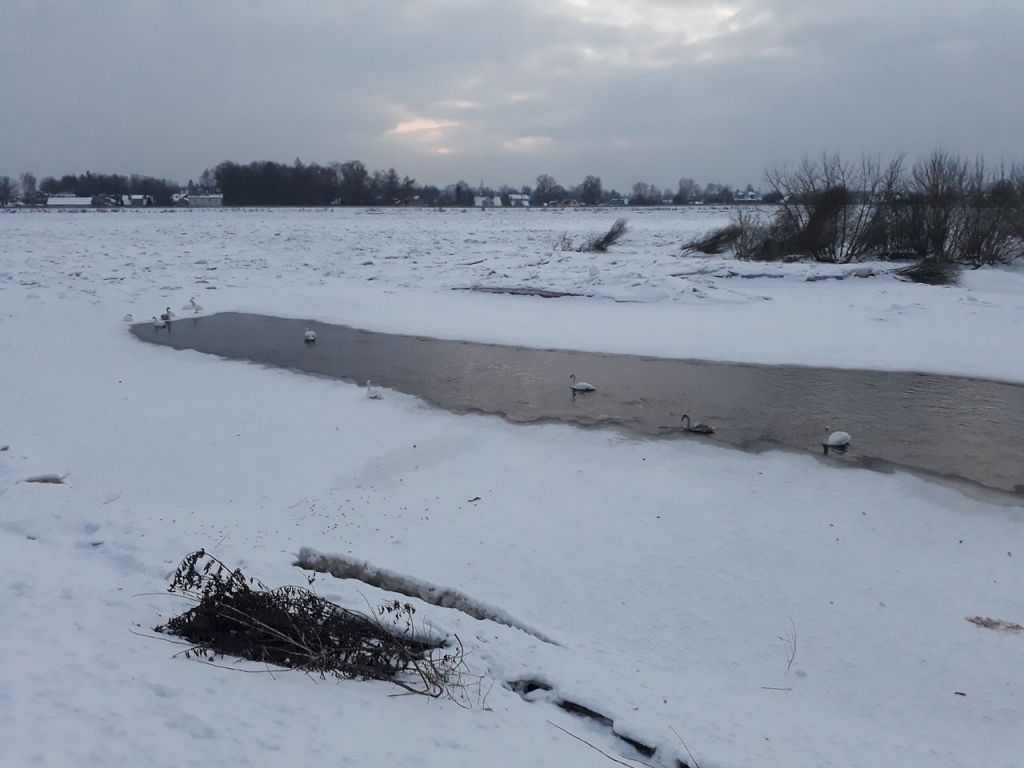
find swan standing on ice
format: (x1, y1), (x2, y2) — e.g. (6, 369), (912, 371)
(152, 316), (167, 329)
(304, 327), (317, 343)
(163, 307), (175, 320)
(183, 296), (203, 313)
(123, 313), (134, 322)
(823, 427), (851, 455)
(570, 374), (596, 393)
(680, 414), (715, 434)
(366, 380), (383, 399)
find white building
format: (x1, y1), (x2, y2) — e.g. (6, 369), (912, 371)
(45, 197), (93, 207)
(507, 194), (530, 207)
(473, 195), (501, 208)
(190, 194), (223, 208)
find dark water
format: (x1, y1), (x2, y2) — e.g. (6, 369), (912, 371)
(133, 313), (1024, 501)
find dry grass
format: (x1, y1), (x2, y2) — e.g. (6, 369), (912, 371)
(966, 616), (1023, 633)
(679, 224), (742, 256)
(24, 473), (68, 484)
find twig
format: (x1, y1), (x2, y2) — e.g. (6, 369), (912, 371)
(777, 618), (797, 671)
(547, 721), (655, 767)
(214, 528), (233, 548)
(668, 726), (701, 768)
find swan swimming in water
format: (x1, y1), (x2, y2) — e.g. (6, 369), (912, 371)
(570, 374), (596, 393)
(823, 427), (851, 455)
(366, 380), (383, 399)
(680, 414), (714, 434)
(184, 296), (203, 313)
(304, 327), (316, 343)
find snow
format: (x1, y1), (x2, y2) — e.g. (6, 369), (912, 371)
(1, 207), (1022, 767)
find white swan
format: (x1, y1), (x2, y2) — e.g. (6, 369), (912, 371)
(123, 313), (134, 322)
(366, 380), (383, 399)
(184, 296), (203, 313)
(570, 374), (596, 393)
(304, 327), (316, 343)
(681, 414), (714, 434)
(152, 316), (166, 329)
(823, 427), (851, 455)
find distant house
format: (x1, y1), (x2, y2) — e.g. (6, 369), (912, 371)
(507, 194), (530, 207)
(733, 189), (762, 202)
(127, 194), (154, 207)
(190, 194), (223, 208)
(473, 195), (501, 208)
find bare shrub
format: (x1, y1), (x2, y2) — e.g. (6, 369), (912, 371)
(679, 224), (742, 256)
(733, 209), (776, 261)
(894, 259), (961, 285)
(910, 149), (968, 260)
(761, 151), (1023, 266)
(553, 232), (574, 251)
(579, 218), (628, 252)
(764, 154), (904, 263)
(952, 162), (1024, 266)
(156, 550), (473, 700)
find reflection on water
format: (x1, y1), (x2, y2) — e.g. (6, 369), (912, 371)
(133, 313), (1024, 500)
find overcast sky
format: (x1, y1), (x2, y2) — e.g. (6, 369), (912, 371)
(2, 0), (1021, 192)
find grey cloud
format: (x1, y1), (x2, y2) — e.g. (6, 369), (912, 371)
(1, 0), (1021, 191)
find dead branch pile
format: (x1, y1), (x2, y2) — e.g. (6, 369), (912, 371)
(156, 550), (469, 698)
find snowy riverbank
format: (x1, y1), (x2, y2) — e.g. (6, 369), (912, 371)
(1, 208), (1022, 767)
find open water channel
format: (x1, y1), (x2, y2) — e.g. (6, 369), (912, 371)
(133, 312), (1024, 503)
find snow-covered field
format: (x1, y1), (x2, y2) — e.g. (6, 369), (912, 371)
(1, 208), (1022, 767)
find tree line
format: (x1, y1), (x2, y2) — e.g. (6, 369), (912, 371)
(202, 160), (747, 207)
(0, 170), (180, 206)
(0, 159), (744, 208)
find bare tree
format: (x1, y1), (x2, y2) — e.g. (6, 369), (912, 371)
(909, 149), (968, 260)
(675, 177), (698, 204)
(580, 175), (602, 206)
(19, 171), (37, 201)
(533, 174), (560, 205)
(0, 176), (15, 206)
(630, 181), (660, 205)
(951, 159), (1023, 266)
